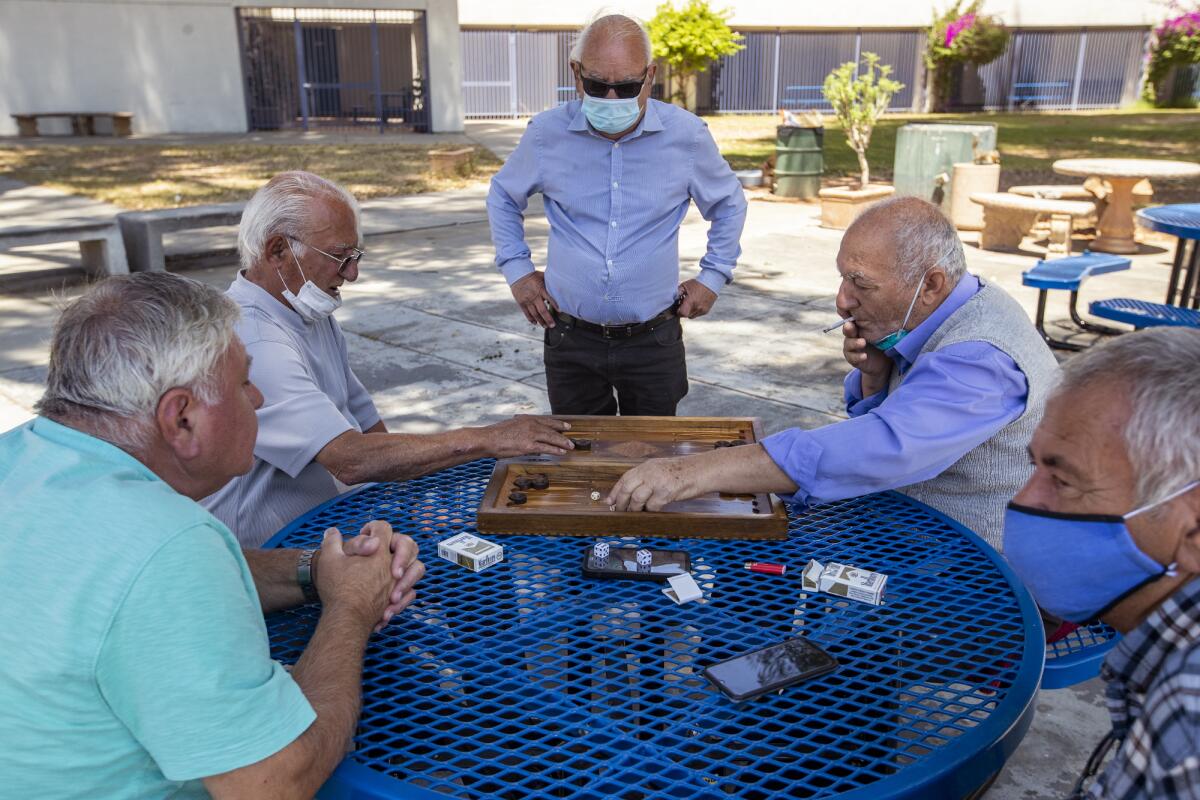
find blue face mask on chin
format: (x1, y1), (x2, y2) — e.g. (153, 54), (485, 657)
(1002, 480), (1199, 624)
(582, 95), (642, 135)
(871, 270), (929, 352)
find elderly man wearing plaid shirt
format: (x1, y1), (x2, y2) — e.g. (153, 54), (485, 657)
(1002, 327), (1200, 799)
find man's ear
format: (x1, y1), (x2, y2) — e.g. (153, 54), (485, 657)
(265, 234), (291, 270)
(1174, 487), (1200, 574)
(156, 387), (202, 460)
(920, 269), (948, 305)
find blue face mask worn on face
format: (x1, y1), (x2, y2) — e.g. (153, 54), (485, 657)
(1002, 480), (1198, 624)
(871, 270), (929, 352)
(582, 95), (642, 135)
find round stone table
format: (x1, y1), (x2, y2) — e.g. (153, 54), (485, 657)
(1052, 158), (1200, 254)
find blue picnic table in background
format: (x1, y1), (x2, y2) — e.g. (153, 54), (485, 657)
(265, 459), (1046, 800)
(1138, 203), (1200, 308)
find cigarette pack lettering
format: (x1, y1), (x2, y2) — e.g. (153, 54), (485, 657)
(800, 559), (887, 606)
(438, 533), (504, 572)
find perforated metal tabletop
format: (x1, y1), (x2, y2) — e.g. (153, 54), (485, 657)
(265, 460), (1043, 800)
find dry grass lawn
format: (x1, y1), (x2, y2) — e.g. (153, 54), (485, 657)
(0, 143), (501, 210)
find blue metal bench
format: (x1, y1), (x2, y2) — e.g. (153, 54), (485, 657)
(1009, 80), (1071, 106)
(1043, 621), (1121, 689)
(780, 84), (826, 108)
(1089, 298), (1200, 329)
(1021, 251), (1132, 350)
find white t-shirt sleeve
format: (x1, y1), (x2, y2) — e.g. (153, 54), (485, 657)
(245, 337), (354, 478)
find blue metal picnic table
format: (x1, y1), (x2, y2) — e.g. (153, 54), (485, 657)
(1137, 203), (1200, 308)
(264, 459), (1044, 800)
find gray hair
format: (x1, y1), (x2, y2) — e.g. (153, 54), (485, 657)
(36, 273), (241, 452)
(847, 196), (968, 285)
(569, 12), (652, 67)
(1054, 327), (1200, 507)
(238, 170), (361, 270)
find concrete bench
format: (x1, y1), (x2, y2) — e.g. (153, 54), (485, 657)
(1021, 251), (1131, 350)
(117, 202), (245, 272)
(970, 192), (1097, 254)
(0, 220), (129, 278)
(13, 112), (133, 137)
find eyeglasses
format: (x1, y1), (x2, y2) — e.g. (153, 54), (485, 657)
(577, 64), (649, 99)
(292, 238), (364, 277)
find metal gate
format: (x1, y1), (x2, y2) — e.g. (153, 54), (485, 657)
(237, 7), (431, 132)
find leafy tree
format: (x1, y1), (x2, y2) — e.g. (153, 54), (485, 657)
(648, 0), (743, 112)
(923, 0), (1009, 112)
(822, 52), (905, 190)
(1144, 4), (1200, 106)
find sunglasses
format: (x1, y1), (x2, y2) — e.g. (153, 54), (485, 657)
(577, 64), (649, 99)
(292, 238), (364, 277)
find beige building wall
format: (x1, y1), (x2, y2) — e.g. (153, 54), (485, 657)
(0, 0), (464, 136)
(457, 0), (1163, 28)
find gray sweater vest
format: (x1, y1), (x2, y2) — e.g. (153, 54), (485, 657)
(890, 279), (1059, 550)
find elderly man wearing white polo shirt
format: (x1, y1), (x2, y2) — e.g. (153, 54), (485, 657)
(204, 171), (574, 546)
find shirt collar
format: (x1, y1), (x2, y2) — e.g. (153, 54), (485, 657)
(30, 416), (158, 481)
(566, 98), (664, 140)
(1103, 576), (1200, 694)
(228, 270), (310, 333)
(888, 273), (981, 369)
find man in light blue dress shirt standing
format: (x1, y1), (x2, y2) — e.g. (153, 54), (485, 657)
(608, 198), (1059, 549)
(487, 13), (747, 416)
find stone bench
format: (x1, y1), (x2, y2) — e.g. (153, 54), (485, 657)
(970, 192), (1097, 254)
(429, 147), (474, 178)
(117, 202), (245, 272)
(13, 112), (133, 137)
(0, 220), (129, 278)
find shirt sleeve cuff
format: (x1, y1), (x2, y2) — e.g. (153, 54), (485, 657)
(760, 429), (824, 506)
(844, 370), (886, 416)
(500, 258), (536, 286)
(694, 267), (729, 296)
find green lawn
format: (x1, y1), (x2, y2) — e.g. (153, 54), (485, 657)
(707, 109), (1200, 201)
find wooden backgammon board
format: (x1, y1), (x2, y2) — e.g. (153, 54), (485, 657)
(475, 416), (789, 540)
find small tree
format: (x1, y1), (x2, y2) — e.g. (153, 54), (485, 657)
(648, 0), (743, 112)
(822, 52), (904, 190)
(923, 0), (1009, 112)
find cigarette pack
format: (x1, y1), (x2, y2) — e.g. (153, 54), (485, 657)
(438, 533), (504, 572)
(801, 559), (887, 606)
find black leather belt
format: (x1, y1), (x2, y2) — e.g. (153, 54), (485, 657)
(554, 305), (678, 340)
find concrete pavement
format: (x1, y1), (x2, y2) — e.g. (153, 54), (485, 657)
(1, 182), (1177, 797)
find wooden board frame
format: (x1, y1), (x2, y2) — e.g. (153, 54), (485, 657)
(475, 416), (789, 540)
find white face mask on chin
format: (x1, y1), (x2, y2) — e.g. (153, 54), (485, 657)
(278, 239), (342, 324)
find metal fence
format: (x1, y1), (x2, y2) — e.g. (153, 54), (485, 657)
(460, 26), (1150, 119)
(237, 7), (430, 132)
(971, 28), (1149, 110)
(714, 30), (923, 113)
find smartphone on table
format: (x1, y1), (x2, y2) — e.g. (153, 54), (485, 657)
(703, 637), (839, 702)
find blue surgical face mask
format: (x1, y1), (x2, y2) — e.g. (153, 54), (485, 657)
(872, 270), (929, 352)
(1003, 480), (1198, 624)
(582, 95), (642, 135)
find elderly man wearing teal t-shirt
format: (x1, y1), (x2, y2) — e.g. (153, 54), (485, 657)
(0, 273), (424, 798)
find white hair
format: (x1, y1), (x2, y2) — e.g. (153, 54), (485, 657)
(238, 170), (361, 269)
(1055, 327), (1200, 507)
(36, 273), (241, 452)
(569, 11), (652, 67)
(848, 196), (968, 285)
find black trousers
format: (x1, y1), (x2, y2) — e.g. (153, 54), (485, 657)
(543, 315), (689, 416)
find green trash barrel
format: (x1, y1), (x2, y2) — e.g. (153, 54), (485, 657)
(774, 126), (823, 199)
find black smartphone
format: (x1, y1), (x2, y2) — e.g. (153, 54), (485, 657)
(703, 637), (839, 702)
(580, 546), (691, 582)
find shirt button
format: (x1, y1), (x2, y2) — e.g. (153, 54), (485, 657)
(612, 182), (619, 189)
(610, 221), (617, 228)
(613, 143), (620, 148)
(607, 259), (614, 266)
